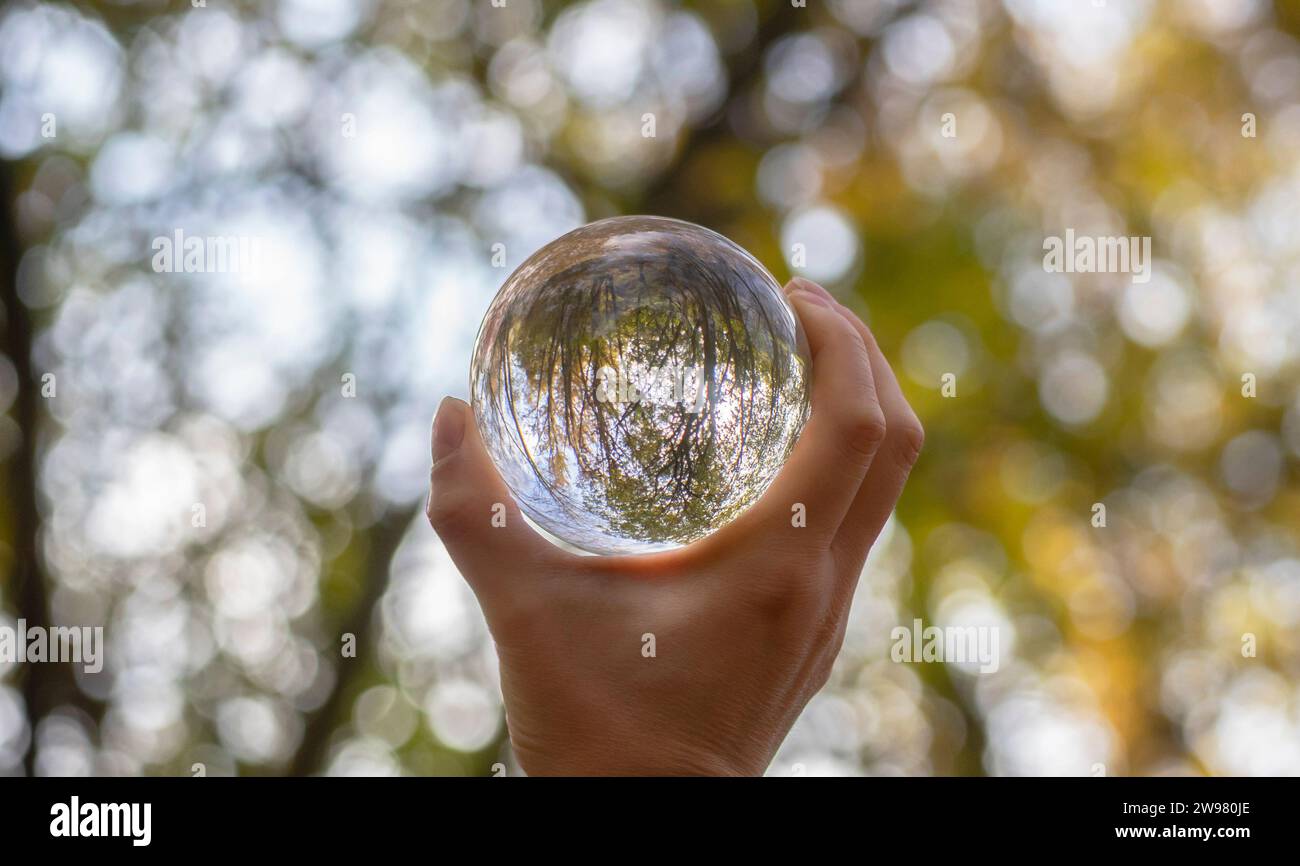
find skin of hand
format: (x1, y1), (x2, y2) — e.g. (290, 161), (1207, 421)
(426, 277), (924, 776)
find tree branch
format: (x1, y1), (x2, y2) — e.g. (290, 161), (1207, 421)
(0, 160), (97, 775)
(290, 503), (414, 776)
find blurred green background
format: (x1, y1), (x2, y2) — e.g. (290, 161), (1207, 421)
(2, 0), (1300, 776)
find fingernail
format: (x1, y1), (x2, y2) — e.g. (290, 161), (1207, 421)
(788, 277), (837, 303)
(433, 397), (466, 461)
(789, 288), (830, 309)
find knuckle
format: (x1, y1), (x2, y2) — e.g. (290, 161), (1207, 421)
(426, 455), (470, 531)
(425, 496), (461, 533)
(892, 414), (925, 467)
(840, 407), (888, 460)
(811, 653), (835, 692)
(808, 641), (839, 693)
(809, 617), (848, 691)
(792, 592), (841, 652)
(426, 486), (471, 535)
(815, 600), (844, 647)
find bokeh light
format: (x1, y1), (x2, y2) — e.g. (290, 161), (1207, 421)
(1, 0), (1299, 778)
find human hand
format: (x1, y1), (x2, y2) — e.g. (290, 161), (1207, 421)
(426, 277), (924, 776)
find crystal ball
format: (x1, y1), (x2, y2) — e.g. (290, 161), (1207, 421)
(470, 216), (811, 555)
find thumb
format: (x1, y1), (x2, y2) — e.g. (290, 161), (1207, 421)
(426, 396), (565, 608)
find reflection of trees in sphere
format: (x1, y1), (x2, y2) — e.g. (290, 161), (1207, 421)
(471, 216), (811, 555)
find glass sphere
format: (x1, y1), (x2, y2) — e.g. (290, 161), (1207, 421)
(471, 216), (810, 555)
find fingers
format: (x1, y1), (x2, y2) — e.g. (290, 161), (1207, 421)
(786, 279), (925, 572)
(426, 396), (567, 610)
(737, 281), (886, 545)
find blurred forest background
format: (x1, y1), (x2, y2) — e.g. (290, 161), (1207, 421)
(2, 0), (1300, 776)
